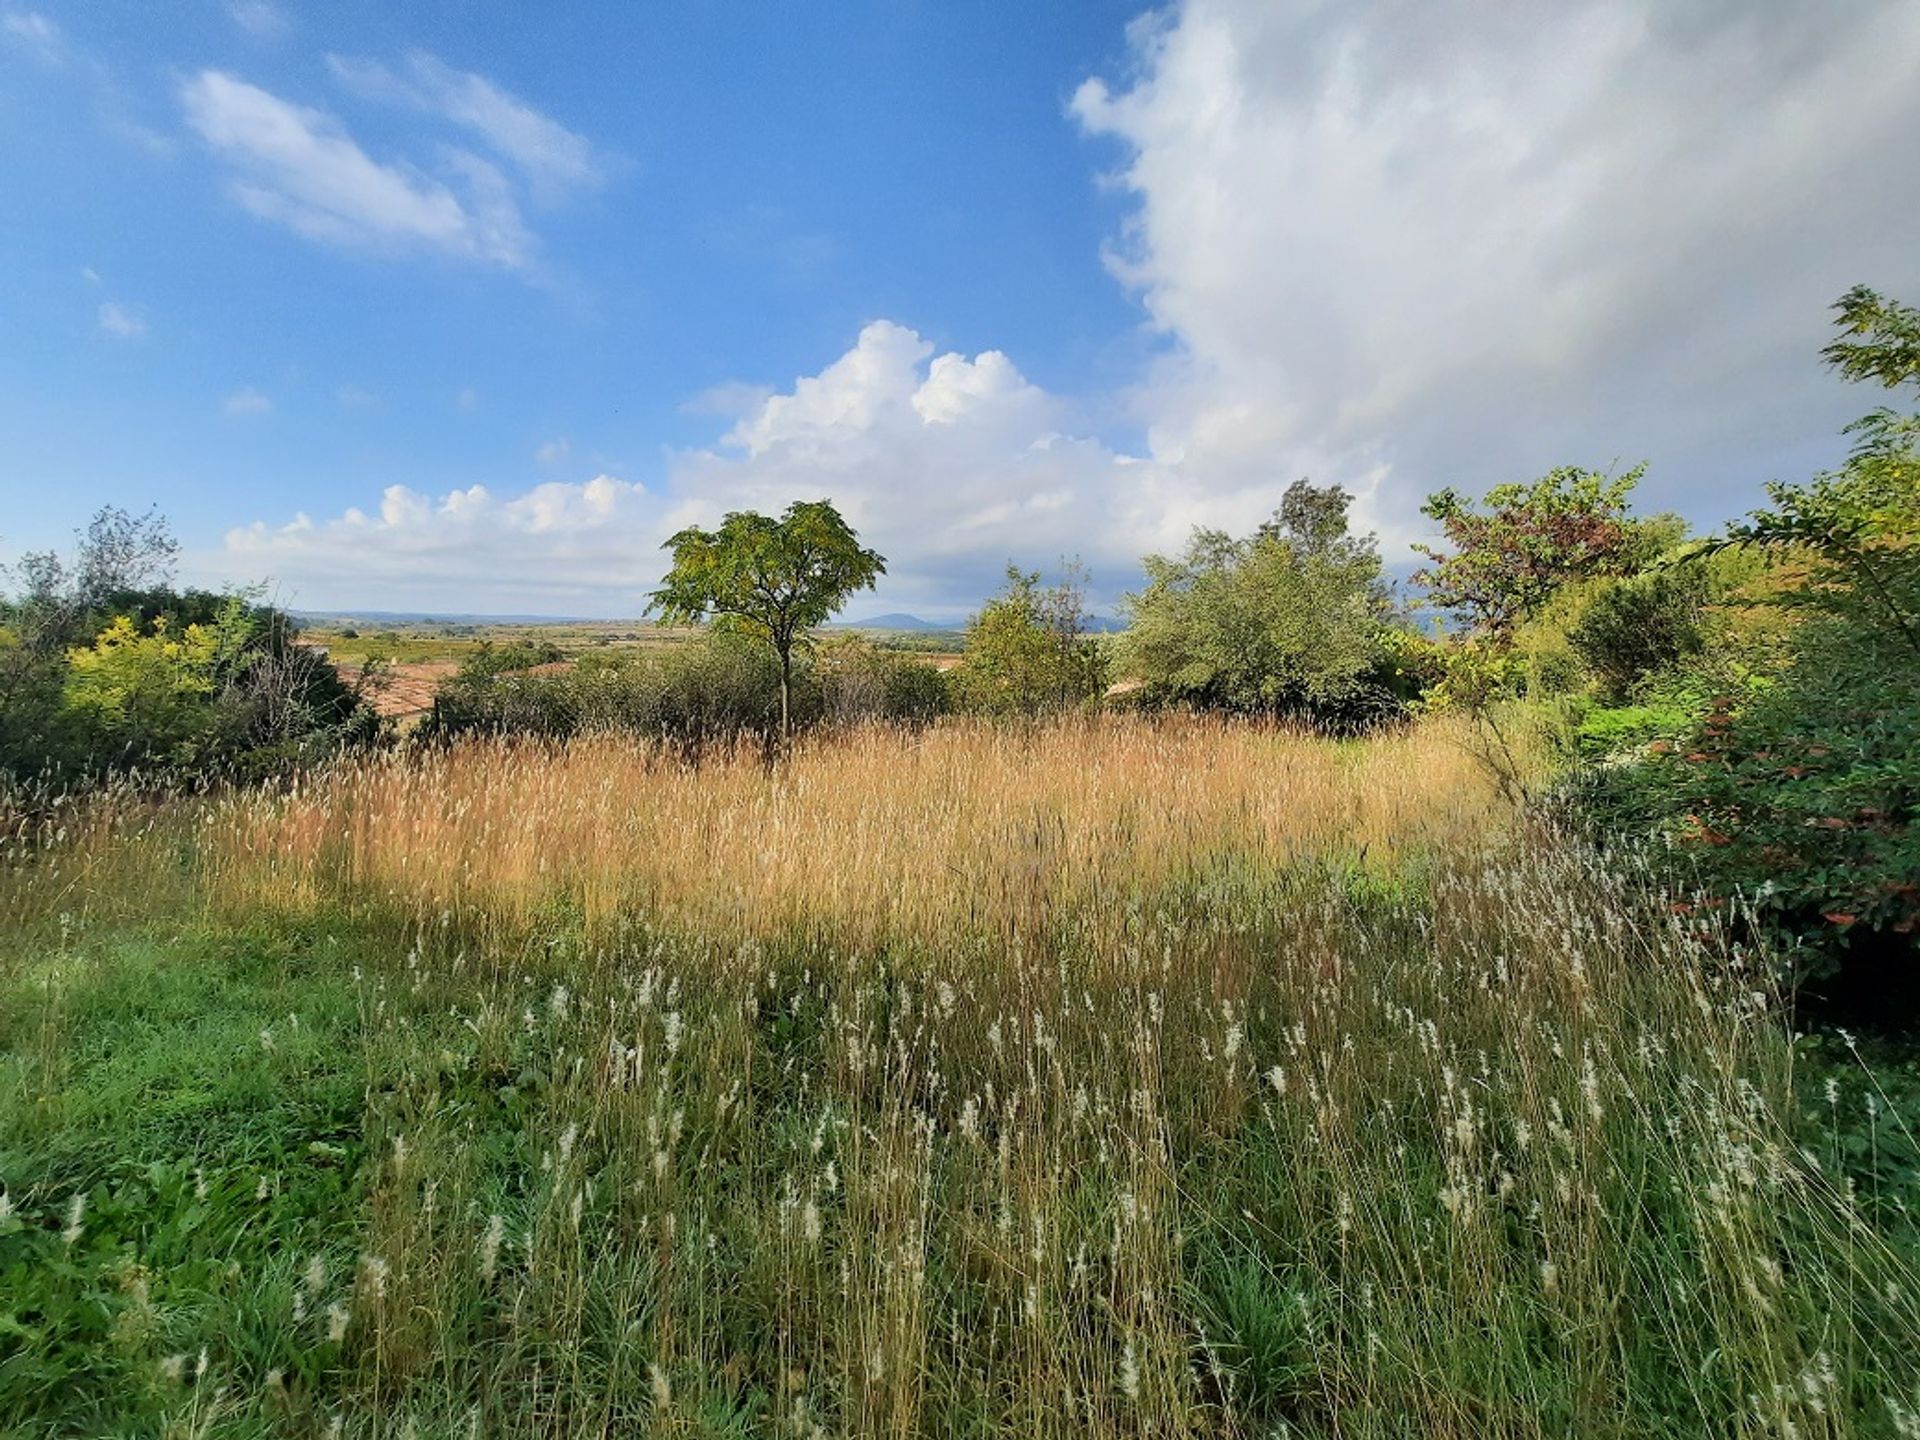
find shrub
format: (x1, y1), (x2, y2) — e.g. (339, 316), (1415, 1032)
(456, 639), (565, 678)
(2, 512), (375, 784)
(1568, 566), (1710, 700)
(952, 564), (1107, 716)
(427, 633), (956, 748)
(1566, 287), (1920, 1010)
(1571, 612), (1918, 1002)
(424, 634), (790, 747)
(1123, 481), (1398, 726)
(814, 638), (951, 724)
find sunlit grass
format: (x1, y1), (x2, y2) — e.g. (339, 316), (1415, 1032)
(1, 716), (1915, 1437)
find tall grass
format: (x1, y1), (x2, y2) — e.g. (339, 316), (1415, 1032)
(198, 717), (1505, 943)
(1, 717), (1915, 1437)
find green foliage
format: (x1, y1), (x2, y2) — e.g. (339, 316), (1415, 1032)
(1568, 564), (1710, 701)
(651, 500), (885, 735)
(953, 564), (1106, 716)
(424, 631), (949, 746)
(1121, 481), (1397, 725)
(1823, 283), (1920, 392)
(1415, 465), (1662, 635)
(425, 632), (785, 747)
(813, 636), (952, 724)
(1576, 595), (1920, 992)
(63, 612), (235, 766)
(1568, 287), (1920, 1001)
(1, 510), (376, 785)
(1571, 696), (1699, 760)
(1574, 610), (1920, 990)
(455, 639), (566, 679)
(0, 928), (372, 1432)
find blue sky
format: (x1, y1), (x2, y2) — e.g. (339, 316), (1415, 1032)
(4, 2), (1918, 618)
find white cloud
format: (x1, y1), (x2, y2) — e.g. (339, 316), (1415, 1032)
(1073, 0), (1920, 540)
(224, 386), (271, 415)
(97, 301), (145, 338)
(681, 380), (775, 418)
(535, 437), (571, 465)
(206, 1), (1920, 614)
(1, 10), (60, 63)
(336, 384), (378, 409)
(327, 51), (599, 200)
(455, 387), (480, 411)
(671, 322), (1218, 609)
(226, 1), (288, 40)
(217, 475), (658, 611)
(180, 70), (533, 267)
(214, 320), (1350, 614)
(80, 266), (101, 285)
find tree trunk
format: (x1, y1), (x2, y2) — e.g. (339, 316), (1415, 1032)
(777, 641), (792, 742)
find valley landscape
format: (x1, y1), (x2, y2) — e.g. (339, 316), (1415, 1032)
(4, 2), (1919, 1435)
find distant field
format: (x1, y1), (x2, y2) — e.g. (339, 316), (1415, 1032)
(304, 619), (700, 668)
(312, 620), (965, 721)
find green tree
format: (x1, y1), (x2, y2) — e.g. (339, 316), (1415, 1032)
(1575, 287), (1920, 992)
(1413, 466), (1657, 636)
(1122, 481), (1392, 722)
(650, 500), (885, 739)
(1721, 287), (1920, 660)
(954, 563), (1106, 716)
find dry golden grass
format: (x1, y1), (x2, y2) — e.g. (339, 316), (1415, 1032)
(3, 716), (1916, 1438)
(200, 715), (1510, 946)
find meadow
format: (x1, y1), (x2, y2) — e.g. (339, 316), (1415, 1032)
(2, 716), (1917, 1437)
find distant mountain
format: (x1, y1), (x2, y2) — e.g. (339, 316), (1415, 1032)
(834, 613), (954, 631)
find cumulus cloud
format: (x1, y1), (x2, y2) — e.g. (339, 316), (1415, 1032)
(215, 324), (1208, 613)
(97, 301), (146, 338)
(224, 386), (271, 415)
(212, 320), (1409, 614)
(670, 322), (1220, 611)
(180, 70), (533, 267)
(217, 474), (662, 611)
(209, 2), (1920, 614)
(1073, 0), (1920, 539)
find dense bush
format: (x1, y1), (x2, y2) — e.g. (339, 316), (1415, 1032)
(1571, 611), (1918, 999)
(421, 632), (948, 745)
(1567, 565), (1710, 700)
(1560, 286), (1920, 1009)
(951, 564), (1107, 716)
(423, 635), (780, 744)
(456, 638), (566, 677)
(814, 636), (952, 724)
(1122, 480), (1402, 727)
(1, 511), (376, 785)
